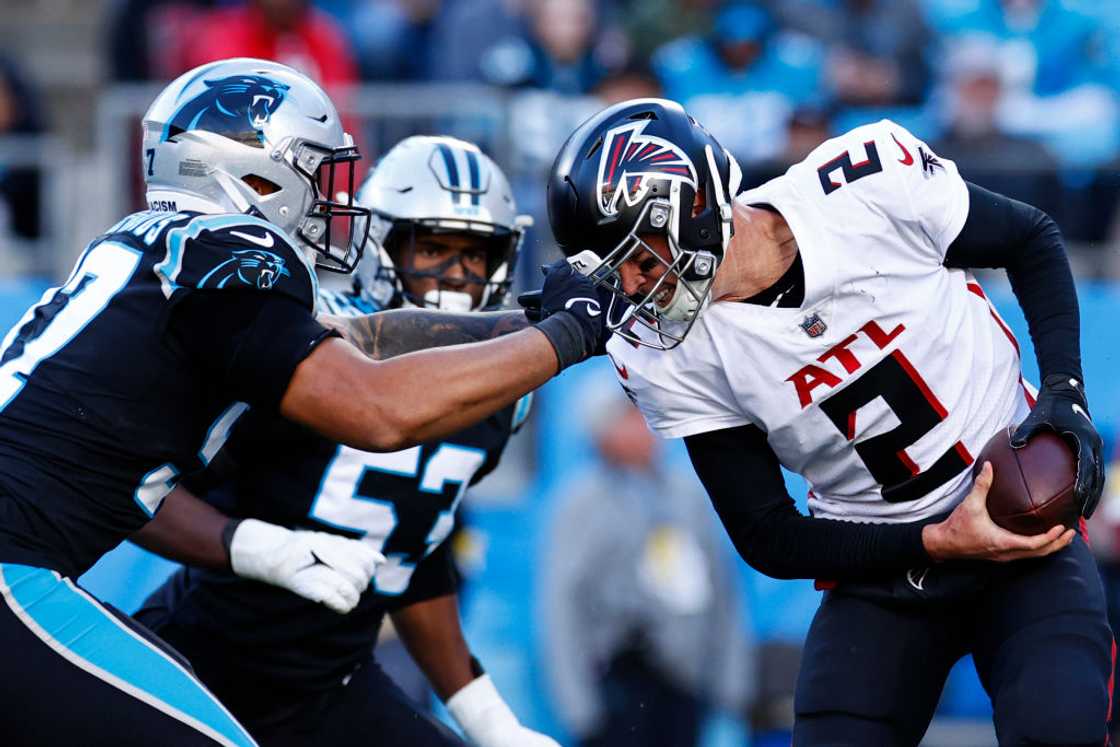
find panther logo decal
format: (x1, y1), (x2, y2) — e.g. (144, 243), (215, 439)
(162, 75), (290, 147)
(200, 249), (291, 290)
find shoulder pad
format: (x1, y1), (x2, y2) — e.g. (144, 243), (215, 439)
(510, 393), (533, 433)
(317, 288), (382, 317)
(152, 213), (317, 309)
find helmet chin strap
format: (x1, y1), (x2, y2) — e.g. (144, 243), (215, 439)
(421, 289), (473, 312)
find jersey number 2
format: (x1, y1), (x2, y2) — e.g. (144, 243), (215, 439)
(819, 350), (972, 503)
(308, 444), (485, 594)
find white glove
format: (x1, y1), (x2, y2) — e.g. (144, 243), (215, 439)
(446, 674), (561, 747)
(228, 519), (383, 614)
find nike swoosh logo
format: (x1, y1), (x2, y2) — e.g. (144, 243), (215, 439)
(1072, 403), (1091, 422)
(307, 114), (329, 123)
(564, 297), (601, 317)
(891, 133), (914, 166)
(611, 357), (628, 380)
(906, 567), (929, 591)
(230, 230), (275, 248)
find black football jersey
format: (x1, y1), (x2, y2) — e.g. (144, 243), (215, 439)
(0, 210), (323, 578)
(140, 289), (530, 692)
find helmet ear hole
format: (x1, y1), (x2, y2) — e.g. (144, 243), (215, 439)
(242, 174), (282, 196)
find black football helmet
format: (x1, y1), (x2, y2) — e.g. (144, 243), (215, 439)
(547, 98), (742, 349)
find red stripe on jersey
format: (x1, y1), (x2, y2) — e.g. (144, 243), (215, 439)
(847, 411), (857, 441)
(891, 349), (948, 418)
(897, 449), (920, 477)
(954, 441), (974, 466)
(849, 140), (877, 168)
(969, 281), (1022, 357)
(1022, 380), (1037, 408)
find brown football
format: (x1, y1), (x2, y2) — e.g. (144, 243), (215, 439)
(973, 426), (1078, 535)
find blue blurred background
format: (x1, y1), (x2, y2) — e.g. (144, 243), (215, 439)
(4, 1), (1120, 745)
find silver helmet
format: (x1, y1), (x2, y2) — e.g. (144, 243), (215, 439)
(142, 58), (370, 273)
(355, 136), (532, 311)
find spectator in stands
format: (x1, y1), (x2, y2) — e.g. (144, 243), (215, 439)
(930, 34), (1062, 222)
(0, 56), (45, 243)
(617, 0), (722, 62)
(540, 391), (755, 747)
(461, 0), (628, 95)
(650, 2), (824, 167)
(772, 0), (933, 112)
(427, 0), (526, 83)
(326, 0), (444, 81)
(106, 0), (215, 82)
(182, 0), (359, 92)
(931, 0), (1118, 168)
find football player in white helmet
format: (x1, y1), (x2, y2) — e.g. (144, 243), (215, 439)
(0, 58), (608, 746)
(352, 135), (532, 313)
(132, 135), (559, 747)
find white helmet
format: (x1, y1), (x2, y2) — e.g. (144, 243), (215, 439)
(355, 136), (532, 311)
(142, 58), (370, 273)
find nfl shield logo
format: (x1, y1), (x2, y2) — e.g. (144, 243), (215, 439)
(799, 313), (827, 338)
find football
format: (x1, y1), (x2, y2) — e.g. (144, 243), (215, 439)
(974, 426), (1079, 535)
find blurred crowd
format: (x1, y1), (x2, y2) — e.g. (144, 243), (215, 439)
(96, 0), (1120, 261)
(1, 0), (1120, 275)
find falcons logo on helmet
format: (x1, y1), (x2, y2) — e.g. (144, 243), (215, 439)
(596, 120), (698, 217)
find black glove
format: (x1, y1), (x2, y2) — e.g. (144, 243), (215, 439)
(517, 258), (613, 369)
(1011, 374), (1105, 518)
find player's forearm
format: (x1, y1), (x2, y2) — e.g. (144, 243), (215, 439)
(390, 594), (476, 701)
(319, 308), (530, 360)
(281, 331), (559, 452)
(130, 486), (232, 570)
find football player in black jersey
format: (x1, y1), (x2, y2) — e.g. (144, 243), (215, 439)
(0, 60), (610, 746)
(131, 136), (559, 747)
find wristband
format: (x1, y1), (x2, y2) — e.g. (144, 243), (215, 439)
(221, 518), (243, 570)
(536, 313), (592, 370)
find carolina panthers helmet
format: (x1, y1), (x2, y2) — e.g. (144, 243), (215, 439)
(355, 136), (531, 311)
(548, 98), (742, 350)
(142, 58), (370, 273)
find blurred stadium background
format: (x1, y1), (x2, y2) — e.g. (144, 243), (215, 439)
(3, 1), (1120, 745)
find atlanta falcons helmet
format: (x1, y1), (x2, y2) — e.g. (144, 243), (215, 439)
(547, 98), (742, 349)
(355, 136), (531, 311)
(142, 58), (370, 273)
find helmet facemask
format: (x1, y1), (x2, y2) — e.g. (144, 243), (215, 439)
(576, 194), (719, 351)
(373, 214), (525, 311)
(289, 138), (371, 273)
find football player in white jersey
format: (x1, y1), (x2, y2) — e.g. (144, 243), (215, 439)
(530, 99), (1110, 746)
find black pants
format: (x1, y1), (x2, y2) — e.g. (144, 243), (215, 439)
(794, 536), (1114, 746)
(0, 563), (256, 746)
(137, 610), (463, 747)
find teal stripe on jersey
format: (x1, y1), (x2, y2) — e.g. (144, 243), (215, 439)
(0, 564), (257, 747)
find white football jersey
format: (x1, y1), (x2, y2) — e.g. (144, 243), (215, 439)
(609, 120), (1036, 523)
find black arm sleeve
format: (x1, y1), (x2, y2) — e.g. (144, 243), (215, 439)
(684, 424), (933, 580)
(944, 182), (1081, 381)
(167, 290), (338, 410)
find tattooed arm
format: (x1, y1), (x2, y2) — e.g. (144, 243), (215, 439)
(319, 308), (530, 361)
